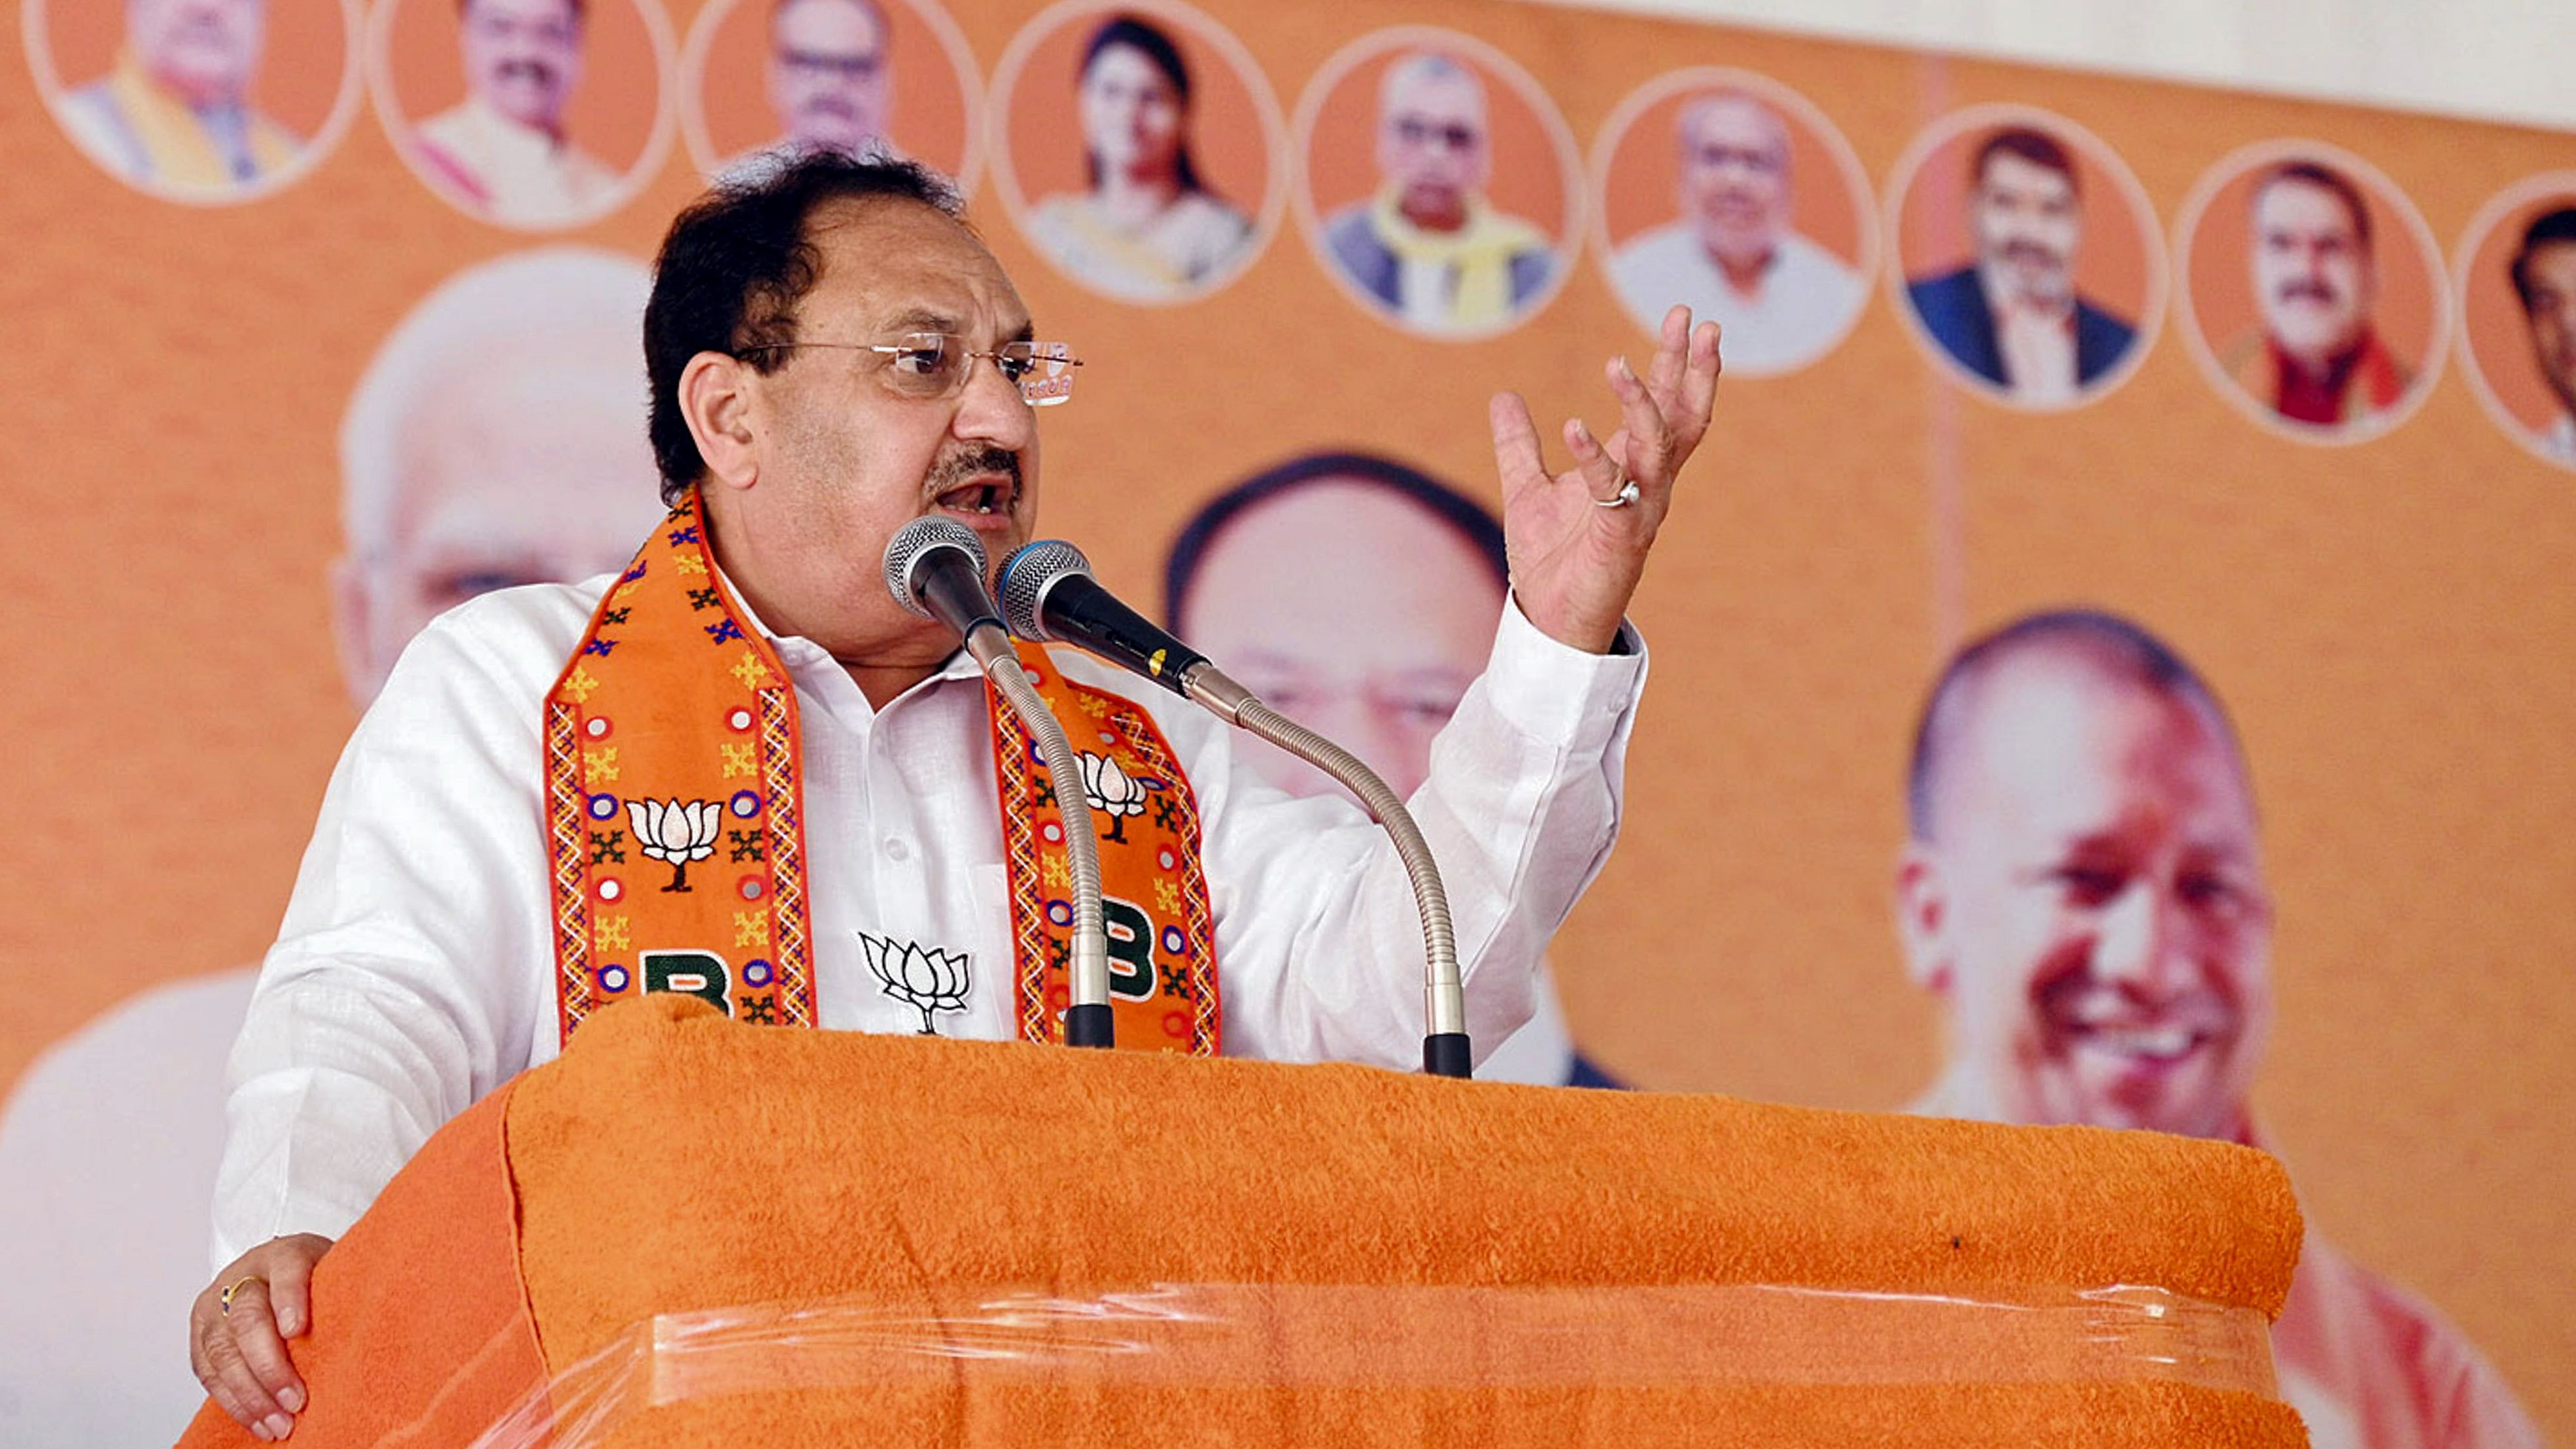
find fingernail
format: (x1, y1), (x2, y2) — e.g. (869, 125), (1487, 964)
(266, 1413), (295, 1439)
(279, 1386), (306, 1414)
(250, 1422), (274, 1442)
(1616, 356), (1636, 379)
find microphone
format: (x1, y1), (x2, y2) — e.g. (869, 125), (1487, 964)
(883, 515), (1006, 644)
(999, 540), (1211, 700)
(999, 540), (1473, 1078)
(882, 519), (1115, 1049)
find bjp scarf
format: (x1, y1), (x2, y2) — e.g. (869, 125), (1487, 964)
(541, 488), (1220, 1054)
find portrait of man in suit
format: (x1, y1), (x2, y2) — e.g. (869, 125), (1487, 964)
(1904, 125), (2138, 405)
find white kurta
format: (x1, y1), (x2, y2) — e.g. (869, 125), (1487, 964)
(1606, 226), (1864, 377)
(214, 577), (1645, 1263)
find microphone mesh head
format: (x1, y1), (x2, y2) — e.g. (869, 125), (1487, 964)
(999, 539), (1092, 640)
(882, 515), (988, 620)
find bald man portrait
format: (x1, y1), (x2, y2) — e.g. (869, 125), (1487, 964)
(0, 248), (664, 1449)
(1895, 609), (2540, 1449)
(1163, 451), (1632, 1087)
(1606, 88), (1863, 375)
(1321, 50), (1557, 334)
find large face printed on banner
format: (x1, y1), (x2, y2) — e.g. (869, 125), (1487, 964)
(1175, 476), (1500, 801)
(460, 0), (585, 131)
(2250, 171), (2374, 371)
(1899, 654), (2273, 1142)
(767, 0), (890, 154)
(130, 0), (269, 101)
(705, 199), (1038, 660)
(337, 250), (665, 704)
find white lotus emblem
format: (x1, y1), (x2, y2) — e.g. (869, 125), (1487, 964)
(1077, 751), (1148, 843)
(627, 797), (724, 893)
(861, 931), (972, 1034)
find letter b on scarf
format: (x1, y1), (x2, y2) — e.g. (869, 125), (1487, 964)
(644, 950), (733, 1016)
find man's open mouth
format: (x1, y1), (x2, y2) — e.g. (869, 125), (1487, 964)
(933, 479), (1014, 515)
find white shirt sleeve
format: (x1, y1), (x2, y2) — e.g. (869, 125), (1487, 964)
(1193, 596), (1645, 1068)
(211, 596), (568, 1266)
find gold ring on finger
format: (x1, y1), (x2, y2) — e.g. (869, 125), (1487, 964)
(220, 1275), (266, 1316)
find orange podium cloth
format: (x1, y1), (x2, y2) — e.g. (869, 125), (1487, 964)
(179, 995), (2309, 1446)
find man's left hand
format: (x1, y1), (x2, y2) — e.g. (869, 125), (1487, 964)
(1489, 305), (1722, 653)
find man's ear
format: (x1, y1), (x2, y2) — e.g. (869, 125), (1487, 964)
(328, 554), (383, 711)
(1895, 844), (1953, 996)
(679, 350), (761, 492)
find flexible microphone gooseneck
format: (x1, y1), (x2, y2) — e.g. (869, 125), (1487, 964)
(884, 519), (1114, 1049)
(999, 539), (1471, 1078)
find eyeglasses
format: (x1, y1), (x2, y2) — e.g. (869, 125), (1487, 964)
(1393, 116), (1482, 152)
(738, 333), (1083, 406)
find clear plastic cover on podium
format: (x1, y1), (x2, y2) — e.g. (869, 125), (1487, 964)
(177, 996), (2311, 1448)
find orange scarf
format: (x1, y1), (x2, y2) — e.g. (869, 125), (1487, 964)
(542, 488), (1218, 1053)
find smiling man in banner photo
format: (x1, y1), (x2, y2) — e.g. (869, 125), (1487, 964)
(1323, 51), (1556, 333)
(1894, 609), (2542, 1449)
(181, 151), (1719, 1439)
(413, 0), (619, 224)
(1906, 126), (2137, 404)
(61, 0), (303, 193)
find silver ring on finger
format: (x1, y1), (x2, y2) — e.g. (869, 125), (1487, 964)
(1594, 467), (1641, 509)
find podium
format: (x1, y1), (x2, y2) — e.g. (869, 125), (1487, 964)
(178, 995), (2307, 1446)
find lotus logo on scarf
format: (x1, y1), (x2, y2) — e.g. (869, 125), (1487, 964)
(628, 798), (725, 893)
(861, 931), (972, 1035)
(1076, 751), (1151, 844)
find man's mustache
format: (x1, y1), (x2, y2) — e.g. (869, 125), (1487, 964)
(494, 58), (559, 86)
(2275, 278), (2340, 305)
(1999, 239), (2065, 269)
(926, 446), (1022, 496)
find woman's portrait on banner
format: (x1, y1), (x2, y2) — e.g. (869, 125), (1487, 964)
(991, 1), (1283, 305)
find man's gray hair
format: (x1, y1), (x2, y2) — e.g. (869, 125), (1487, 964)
(339, 247), (652, 562)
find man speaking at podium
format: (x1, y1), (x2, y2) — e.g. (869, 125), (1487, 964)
(186, 152), (1721, 1439)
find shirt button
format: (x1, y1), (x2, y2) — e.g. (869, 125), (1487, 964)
(884, 837), (911, 862)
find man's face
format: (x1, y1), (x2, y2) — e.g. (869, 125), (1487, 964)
(128, 0), (266, 105)
(719, 199), (1039, 662)
(1376, 65), (1488, 232)
(339, 322), (665, 704)
(1970, 150), (2081, 310)
(1179, 481), (1500, 800)
(1679, 95), (1789, 271)
(2519, 239), (2576, 417)
(1078, 43), (1184, 182)
(1897, 656), (2273, 1141)
(2252, 177), (2373, 369)
(460, 0), (584, 134)
(767, 0), (888, 154)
